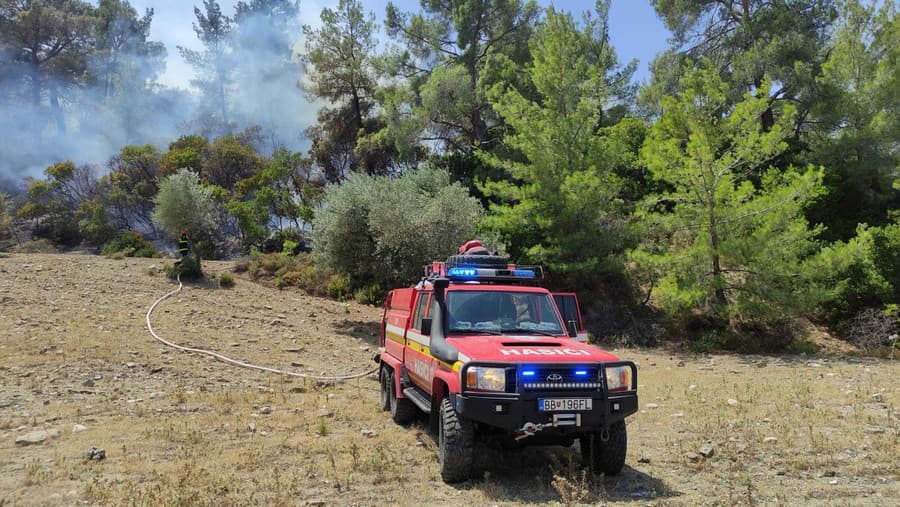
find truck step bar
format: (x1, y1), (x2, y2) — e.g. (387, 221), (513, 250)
(402, 387), (432, 414)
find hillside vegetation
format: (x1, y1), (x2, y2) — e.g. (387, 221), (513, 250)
(1, 0), (897, 354)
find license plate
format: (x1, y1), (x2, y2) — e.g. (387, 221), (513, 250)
(538, 398), (592, 412)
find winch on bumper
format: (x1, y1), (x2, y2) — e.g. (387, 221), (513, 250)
(452, 361), (638, 435)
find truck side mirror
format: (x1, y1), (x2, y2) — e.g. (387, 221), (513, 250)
(566, 320), (578, 338)
(421, 318), (433, 336)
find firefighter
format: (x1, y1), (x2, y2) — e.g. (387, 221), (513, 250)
(177, 230), (190, 258)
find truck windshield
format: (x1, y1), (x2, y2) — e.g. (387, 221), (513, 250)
(445, 290), (564, 335)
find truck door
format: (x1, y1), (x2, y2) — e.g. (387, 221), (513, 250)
(405, 292), (436, 393)
(552, 292), (588, 342)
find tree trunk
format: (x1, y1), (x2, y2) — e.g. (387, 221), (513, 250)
(708, 204), (727, 304)
(29, 56), (41, 106)
(49, 84), (66, 134)
(754, 77), (774, 132)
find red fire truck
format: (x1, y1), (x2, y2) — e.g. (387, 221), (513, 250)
(375, 249), (638, 482)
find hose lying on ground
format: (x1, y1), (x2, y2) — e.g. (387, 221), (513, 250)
(145, 273), (378, 381)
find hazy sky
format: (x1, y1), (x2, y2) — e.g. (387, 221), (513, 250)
(129, 0), (671, 90)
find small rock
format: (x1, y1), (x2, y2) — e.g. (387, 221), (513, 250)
(260, 431), (269, 436)
(125, 362), (137, 368)
(361, 429), (378, 438)
(685, 452), (700, 462)
(822, 470), (836, 477)
(727, 399), (739, 406)
(677, 361), (685, 367)
(82, 379), (94, 388)
(763, 437), (778, 444)
(248, 422), (257, 432)
(870, 393), (883, 401)
(149, 392), (166, 399)
(829, 480), (837, 485)
(807, 362), (821, 368)
(150, 367), (163, 374)
(316, 409), (333, 418)
(671, 412), (684, 418)
(72, 424), (88, 433)
(84, 447), (106, 461)
(645, 403), (659, 409)
(688, 384), (697, 391)
(699, 444), (715, 458)
(260, 406), (272, 415)
(637, 456), (650, 464)
(290, 361), (304, 367)
(15, 429), (60, 446)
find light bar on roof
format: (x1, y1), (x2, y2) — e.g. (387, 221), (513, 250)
(446, 266), (537, 280)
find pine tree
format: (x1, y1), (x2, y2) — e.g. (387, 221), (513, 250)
(633, 63), (824, 322)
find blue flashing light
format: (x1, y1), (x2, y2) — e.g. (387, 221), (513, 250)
(574, 370), (588, 376)
(521, 370), (536, 377)
(448, 267), (478, 277)
(512, 269), (536, 278)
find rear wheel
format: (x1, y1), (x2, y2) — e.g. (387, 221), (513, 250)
(438, 397), (474, 483)
(388, 369), (417, 424)
(379, 366), (391, 411)
(580, 421), (627, 475)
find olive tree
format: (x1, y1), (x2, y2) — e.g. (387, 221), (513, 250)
(152, 168), (222, 271)
(313, 167), (483, 291)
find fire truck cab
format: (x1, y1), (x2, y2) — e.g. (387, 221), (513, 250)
(376, 252), (638, 483)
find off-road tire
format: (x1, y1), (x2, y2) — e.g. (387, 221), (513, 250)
(580, 421), (627, 475)
(388, 370), (417, 425)
(444, 254), (508, 269)
(379, 366), (391, 411)
(438, 397), (474, 483)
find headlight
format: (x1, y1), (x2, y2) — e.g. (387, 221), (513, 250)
(466, 366), (506, 392)
(605, 366), (631, 392)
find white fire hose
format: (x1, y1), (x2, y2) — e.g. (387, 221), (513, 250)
(146, 273), (378, 381)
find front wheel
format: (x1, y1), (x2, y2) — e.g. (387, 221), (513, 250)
(580, 421), (627, 475)
(438, 397), (474, 483)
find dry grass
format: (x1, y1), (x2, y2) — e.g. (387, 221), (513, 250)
(0, 253), (897, 506)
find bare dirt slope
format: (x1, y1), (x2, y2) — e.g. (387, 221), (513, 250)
(0, 253), (897, 506)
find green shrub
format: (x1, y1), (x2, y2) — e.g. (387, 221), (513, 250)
(219, 272), (235, 288)
(804, 224), (896, 325)
(327, 274), (351, 300)
(353, 284), (384, 306)
(164, 256), (203, 281)
(102, 231), (160, 258)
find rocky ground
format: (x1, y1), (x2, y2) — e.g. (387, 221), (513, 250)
(0, 253), (897, 506)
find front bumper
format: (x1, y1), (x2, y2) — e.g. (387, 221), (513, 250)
(454, 361), (638, 434)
